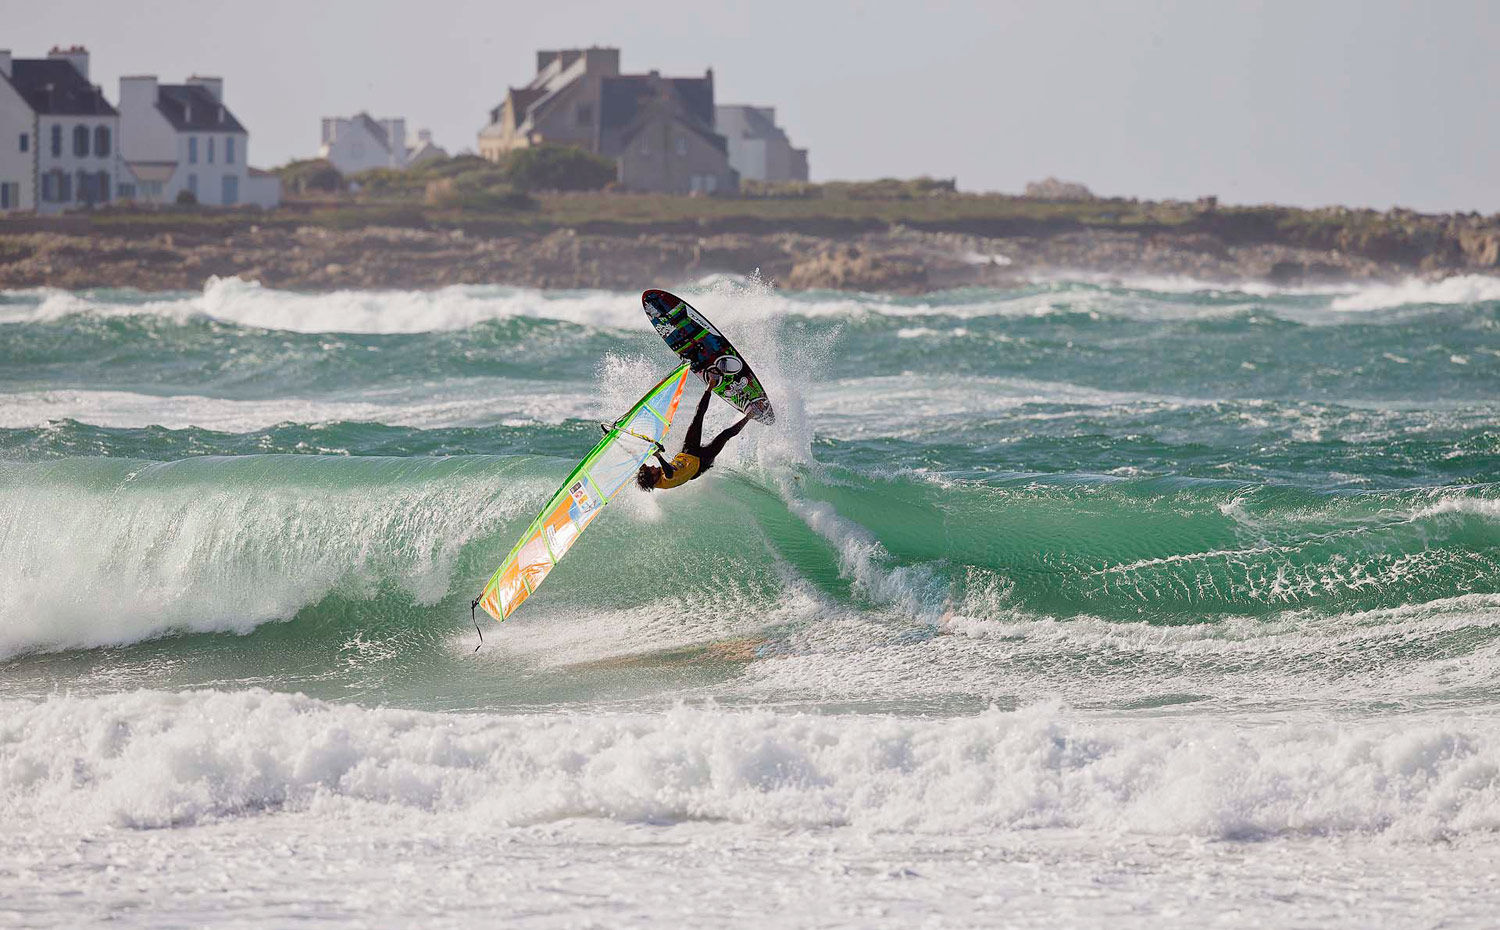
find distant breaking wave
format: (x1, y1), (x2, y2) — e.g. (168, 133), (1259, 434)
(2, 273), (1499, 336)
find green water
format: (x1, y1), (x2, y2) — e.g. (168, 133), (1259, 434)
(1, 276), (1497, 715)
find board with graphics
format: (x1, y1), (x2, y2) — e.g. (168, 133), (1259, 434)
(642, 288), (775, 425)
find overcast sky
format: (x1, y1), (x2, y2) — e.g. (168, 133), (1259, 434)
(6, 0), (1497, 212)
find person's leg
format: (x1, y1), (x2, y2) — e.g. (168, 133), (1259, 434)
(696, 413), (751, 469)
(682, 384), (713, 455)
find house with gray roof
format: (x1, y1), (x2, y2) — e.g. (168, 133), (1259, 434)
(319, 113), (408, 175)
(118, 72), (270, 206)
(0, 46), (121, 213)
(478, 47), (737, 194)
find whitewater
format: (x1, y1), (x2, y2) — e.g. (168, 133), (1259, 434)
(2, 275), (1499, 928)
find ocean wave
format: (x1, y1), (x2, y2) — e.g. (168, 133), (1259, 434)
(0, 455), (541, 658)
(1331, 275), (1500, 312)
(3, 275), (1496, 340)
(0, 381), (597, 431)
(5, 690), (1500, 840)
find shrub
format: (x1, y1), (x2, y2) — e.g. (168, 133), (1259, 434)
(275, 158), (344, 194)
(175, 189), (198, 205)
(496, 145), (616, 192)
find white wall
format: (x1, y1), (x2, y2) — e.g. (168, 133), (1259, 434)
(119, 76), (176, 162)
(0, 73), (35, 211)
(173, 129), (249, 205)
(36, 114), (121, 214)
(319, 117), (404, 175)
(243, 172), (280, 208)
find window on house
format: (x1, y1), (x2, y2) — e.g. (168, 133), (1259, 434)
(73, 126), (89, 157)
(639, 140), (650, 156)
(58, 171), (72, 202)
(18, 133), (27, 153)
(94, 126), (110, 157)
(97, 171), (110, 203)
(226, 136), (236, 164)
(676, 136), (687, 157)
(187, 173), (198, 196)
(207, 136), (215, 164)
(222, 174), (239, 206)
(1, 182), (11, 209)
(188, 137), (198, 164)
(50, 125), (61, 156)
(76, 170), (91, 204)
(118, 182), (136, 200)
(41, 172), (54, 202)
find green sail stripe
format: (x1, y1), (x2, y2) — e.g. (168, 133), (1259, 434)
(479, 362), (689, 619)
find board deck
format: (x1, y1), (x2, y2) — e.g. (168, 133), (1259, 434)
(642, 288), (775, 425)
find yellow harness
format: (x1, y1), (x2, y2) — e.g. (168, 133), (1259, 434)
(653, 452), (701, 489)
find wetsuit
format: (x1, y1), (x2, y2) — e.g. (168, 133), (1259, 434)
(652, 384), (749, 489)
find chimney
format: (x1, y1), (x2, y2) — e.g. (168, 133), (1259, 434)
(0, 51), (11, 79)
(536, 50), (558, 74)
(417, 129), (432, 144)
(187, 75), (223, 102)
(47, 44), (89, 80)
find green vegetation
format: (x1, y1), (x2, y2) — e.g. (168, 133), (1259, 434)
(343, 146), (616, 211)
(275, 159), (343, 195)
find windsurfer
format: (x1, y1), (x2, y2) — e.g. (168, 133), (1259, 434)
(636, 372), (762, 491)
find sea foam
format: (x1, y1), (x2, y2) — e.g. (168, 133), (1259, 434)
(4, 689), (1500, 840)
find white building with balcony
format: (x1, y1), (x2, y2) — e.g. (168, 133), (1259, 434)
(118, 73), (261, 207)
(0, 46), (121, 213)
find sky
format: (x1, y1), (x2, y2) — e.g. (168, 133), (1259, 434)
(5, 0), (1497, 212)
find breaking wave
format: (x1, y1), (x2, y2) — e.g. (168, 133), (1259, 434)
(4, 690), (1500, 841)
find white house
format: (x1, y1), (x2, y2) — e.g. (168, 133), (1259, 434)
(118, 73), (257, 207)
(319, 113), (407, 175)
(715, 105), (808, 183)
(0, 46), (121, 214)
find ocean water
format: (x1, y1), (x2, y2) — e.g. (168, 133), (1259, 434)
(2, 274), (1499, 928)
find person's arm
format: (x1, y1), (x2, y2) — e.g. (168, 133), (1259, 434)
(653, 450), (675, 478)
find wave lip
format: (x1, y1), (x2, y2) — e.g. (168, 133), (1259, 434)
(5, 690), (1500, 841)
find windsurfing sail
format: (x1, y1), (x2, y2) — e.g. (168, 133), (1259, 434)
(475, 362), (692, 623)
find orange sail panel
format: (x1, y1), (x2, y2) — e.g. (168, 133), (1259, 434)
(477, 363), (691, 622)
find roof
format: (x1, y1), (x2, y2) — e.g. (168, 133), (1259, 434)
(7, 59), (117, 116)
(352, 112), (390, 151)
(615, 110), (727, 156)
(720, 104), (788, 142)
(156, 84), (246, 133)
(599, 75), (713, 133)
(125, 161), (177, 183)
(508, 86), (547, 128)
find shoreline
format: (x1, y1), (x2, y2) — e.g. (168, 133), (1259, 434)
(3, 193), (1498, 293)
(0, 224), (1439, 294)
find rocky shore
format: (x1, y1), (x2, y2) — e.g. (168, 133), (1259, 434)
(0, 216), (1491, 294)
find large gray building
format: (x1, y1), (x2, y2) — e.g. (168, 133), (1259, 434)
(715, 105), (808, 183)
(478, 47), (738, 195)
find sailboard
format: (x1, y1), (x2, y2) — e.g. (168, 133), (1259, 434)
(475, 362), (692, 623)
(643, 289), (775, 425)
